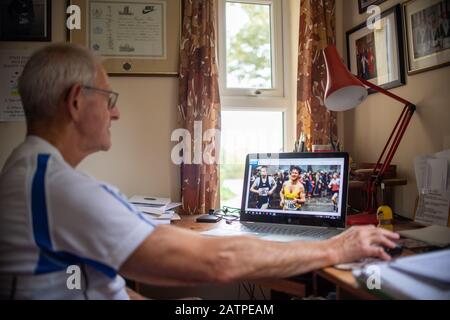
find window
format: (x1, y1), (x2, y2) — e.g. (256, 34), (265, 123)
(218, 0), (283, 97)
(218, 0), (293, 207)
(220, 111), (284, 208)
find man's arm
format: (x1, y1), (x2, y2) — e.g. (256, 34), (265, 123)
(279, 182), (286, 205)
(119, 224), (399, 287)
(297, 184), (306, 204)
(250, 178), (260, 194)
(268, 177), (277, 195)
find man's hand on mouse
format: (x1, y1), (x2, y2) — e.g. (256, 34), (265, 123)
(328, 225), (400, 264)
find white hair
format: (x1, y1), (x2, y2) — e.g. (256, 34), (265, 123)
(18, 43), (98, 123)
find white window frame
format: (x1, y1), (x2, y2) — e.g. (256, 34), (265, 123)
(217, 0), (295, 152)
(218, 0), (283, 97)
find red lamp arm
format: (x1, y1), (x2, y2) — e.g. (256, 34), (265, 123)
(356, 76), (416, 213)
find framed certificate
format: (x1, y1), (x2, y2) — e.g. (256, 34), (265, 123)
(67, 0), (181, 76)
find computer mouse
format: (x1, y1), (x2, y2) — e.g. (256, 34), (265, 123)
(384, 244), (403, 257)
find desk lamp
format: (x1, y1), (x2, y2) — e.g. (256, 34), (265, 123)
(322, 45), (416, 226)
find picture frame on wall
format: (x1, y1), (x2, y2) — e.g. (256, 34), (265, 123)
(67, 0), (181, 76)
(346, 4), (405, 93)
(0, 0), (51, 41)
(358, 0), (387, 14)
(403, 0), (450, 75)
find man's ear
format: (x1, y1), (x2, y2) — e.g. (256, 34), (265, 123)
(65, 84), (83, 121)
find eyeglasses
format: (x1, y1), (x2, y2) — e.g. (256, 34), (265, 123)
(81, 85), (119, 110)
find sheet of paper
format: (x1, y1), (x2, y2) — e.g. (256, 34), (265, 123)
(398, 225), (450, 247)
(426, 158), (448, 193)
(141, 211), (180, 221)
(435, 149), (450, 192)
(415, 193), (450, 226)
(135, 205), (165, 216)
(415, 150), (450, 194)
(414, 154), (428, 193)
(0, 50), (30, 122)
(390, 249), (450, 283)
(129, 195), (171, 206)
(165, 202), (182, 210)
(152, 211), (174, 220)
(147, 218), (170, 225)
(355, 258), (450, 299)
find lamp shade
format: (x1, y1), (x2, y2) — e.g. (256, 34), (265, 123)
(323, 45), (368, 111)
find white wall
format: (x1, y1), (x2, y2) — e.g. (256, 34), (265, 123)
(0, 0), (180, 200)
(341, 0), (450, 217)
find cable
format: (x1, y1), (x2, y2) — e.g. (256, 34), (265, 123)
(211, 206), (241, 224)
(250, 282), (256, 300)
(259, 285), (267, 300)
(8, 276), (17, 300)
(242, 281), (256, 300)
(222, 205), (241, 213)
(241, 282), (253, 299)
(80, 263), (89, 300)
(237, 282), (241, 300)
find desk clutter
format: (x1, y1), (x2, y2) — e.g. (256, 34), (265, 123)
(414, 149), (450, 227)
(353, 249), (450, 299)
(399, 225), (450, 248)
(130, 195), (181, 223)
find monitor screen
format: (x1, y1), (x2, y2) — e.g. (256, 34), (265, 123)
(241, 153), (348, 227)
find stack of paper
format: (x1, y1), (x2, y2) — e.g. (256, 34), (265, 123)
(414, 150), (450, 226)
(129, 195), (181, 222)
(354, 249), (450, 299)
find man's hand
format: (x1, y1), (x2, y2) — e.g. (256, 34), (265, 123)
(328, 225), (400, 264)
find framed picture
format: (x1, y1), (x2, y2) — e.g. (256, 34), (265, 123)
(403, 0), (450, 75)
(346, 4), (405, 93)
(358, 0), (386, 14)
(67, 0), (181, 76)
(0, 0), (51, 41)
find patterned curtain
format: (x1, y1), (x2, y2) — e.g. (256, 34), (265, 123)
(297, 0), (337, 150)
(178, 0), (221, 215)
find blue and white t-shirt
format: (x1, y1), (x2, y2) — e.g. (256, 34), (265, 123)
(0, 136), (155, 299)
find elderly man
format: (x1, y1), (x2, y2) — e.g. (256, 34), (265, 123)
(0, 43), (399, 299)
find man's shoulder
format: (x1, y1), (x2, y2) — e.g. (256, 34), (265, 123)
(47, 164), (124, 211)
(2, 137), (64, 173)
(47, 160), (103, 191)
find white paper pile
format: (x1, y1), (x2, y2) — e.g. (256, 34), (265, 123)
(354, 249), (450, 299)
(129, 195), (181, 222)
(414, 150), (450, 226)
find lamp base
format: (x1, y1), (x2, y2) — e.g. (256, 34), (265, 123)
(346, 212), (378, 226)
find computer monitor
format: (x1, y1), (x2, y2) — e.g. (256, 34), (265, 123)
(241, 152), (349, 228)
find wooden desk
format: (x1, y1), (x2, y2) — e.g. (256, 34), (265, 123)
(172, 215), (422, 300)
(313, 218), (425, 299)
